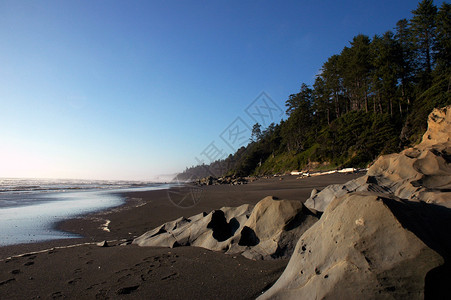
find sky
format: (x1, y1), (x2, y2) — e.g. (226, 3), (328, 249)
(0, 0), (445, 181)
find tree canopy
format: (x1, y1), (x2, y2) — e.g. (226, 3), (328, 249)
(178, 0), (451, 180)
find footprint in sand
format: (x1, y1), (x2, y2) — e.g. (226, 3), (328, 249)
(50, 291), (64, 299)
(67, 277), (81, 285)
(116, 285), (139, 295)
(160, 272), (178, 281)
(117, 273), (132, 282)
(114, 268), (129, 275)
(0, 278), (16, 286)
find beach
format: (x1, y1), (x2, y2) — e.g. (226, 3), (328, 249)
(0, 173), (362, 299)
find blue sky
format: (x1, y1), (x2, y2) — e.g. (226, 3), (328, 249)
(0, 0), (444, 181)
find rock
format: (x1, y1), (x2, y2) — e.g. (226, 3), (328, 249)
(420, 105), (451, 147)
(238, 196), (318, 259)
(133, 204), (253, 251)
(97, 240), (109, 247)
(259, 192), (449, 299)
(259, 106), (451, 299)
(304, 176), (367, 211)
(195, 175), (248, 186)
(133, 196), (319, 260)
(310, 188), (318, 198)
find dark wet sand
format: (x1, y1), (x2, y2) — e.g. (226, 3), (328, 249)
(0, 173), (362, 299)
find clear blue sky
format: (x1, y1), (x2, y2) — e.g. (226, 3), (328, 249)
(0, 0), (444, 181)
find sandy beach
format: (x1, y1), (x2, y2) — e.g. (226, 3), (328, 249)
(0, 173), (362, 299)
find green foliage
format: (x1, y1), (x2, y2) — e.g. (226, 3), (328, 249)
(411, 0), (438, 75)
(177, 0), (451, 180)
(401, 74), (451, 145)
(314, 111), (400, 168)
(435, 2), (451, 73)
(250, 123), (262, 142)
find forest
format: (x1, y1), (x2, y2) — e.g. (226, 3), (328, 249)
(178, 0), (450, 180)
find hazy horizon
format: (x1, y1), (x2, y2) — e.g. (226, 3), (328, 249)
(2, 0), (444, 181)
(0, 173), (179, 182)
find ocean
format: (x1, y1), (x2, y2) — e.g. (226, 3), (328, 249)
(0, 178), (171, 246)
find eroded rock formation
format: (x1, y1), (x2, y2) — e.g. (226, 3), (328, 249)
(133, 196), (319, 260)
(259, 193), (450, 299)
(135, 106), (450, 298)
(261, 106), (451, 299)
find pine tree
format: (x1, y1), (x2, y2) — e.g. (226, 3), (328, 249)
(371, 31), (401, 115)
(411, 0), (438, 78)
(313, 76), (332, 125)
(340, 35), (372, 112)
(434, 2), (451, 75)
(395, 19), (415, 109)
(322, 55), (344, 118)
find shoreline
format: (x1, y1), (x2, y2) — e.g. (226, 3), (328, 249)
(0, 173), (363, 299)
(0, 173), (364, 260)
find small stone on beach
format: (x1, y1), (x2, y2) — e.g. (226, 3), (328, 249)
(96, 241), (109, 247)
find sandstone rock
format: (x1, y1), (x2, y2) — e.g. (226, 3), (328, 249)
(304, 176), (367, 211)
(133, 196), (319, 260)
(259, 192), (449, 299)
(238, 196), (318, 259)
(133, 204), (252, 251)
(420, 105), (451, 147)
(226, 197), (317, 259)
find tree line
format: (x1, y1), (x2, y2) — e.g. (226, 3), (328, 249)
(177, 0), (450, 180)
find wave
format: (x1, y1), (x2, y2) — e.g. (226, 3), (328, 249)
(0, 178), (163, 194)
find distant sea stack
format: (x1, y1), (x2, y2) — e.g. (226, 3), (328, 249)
(260, 105), (451, 299)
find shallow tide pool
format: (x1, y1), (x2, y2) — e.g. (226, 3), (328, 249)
(0, 185), (170, 246)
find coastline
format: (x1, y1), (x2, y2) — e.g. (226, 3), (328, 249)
(0, 173), (363, 299)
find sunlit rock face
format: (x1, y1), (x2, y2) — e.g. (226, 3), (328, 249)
(133, 196), (319, 260)
(261, 106), (451, 299)
(259, 193), (449, 300)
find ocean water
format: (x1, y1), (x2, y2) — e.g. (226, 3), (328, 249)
(0, 178), (171, 246)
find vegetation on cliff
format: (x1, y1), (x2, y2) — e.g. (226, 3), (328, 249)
(178, 0), (450, 180)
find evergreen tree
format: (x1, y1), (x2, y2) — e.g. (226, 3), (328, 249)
(322, 55), (344, 119)
(281, 84), (313, 152)
(371, 31), (402, 115)
(411, 0), (438, 81)
(313, 76), (332, 125)
(434, 2), (451, 76)
(340, 35), (373, 112)
(177, 0), (451, 179)
(250, 123), (262, 142)
(285, 83), (313, 115)
(395, 18), (416, 109)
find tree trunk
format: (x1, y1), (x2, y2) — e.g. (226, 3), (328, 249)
(390, 98), (393, 117)
(378, 94), (383, 113)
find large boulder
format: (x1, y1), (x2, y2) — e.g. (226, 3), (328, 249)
(133, 204), (252, 252)
(232, 196), (318, 260)
(259, 192), (450, 299)
(133, 196), (319, 260)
